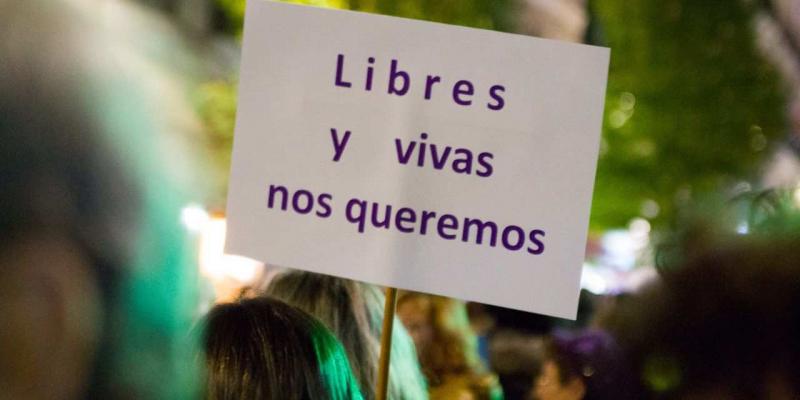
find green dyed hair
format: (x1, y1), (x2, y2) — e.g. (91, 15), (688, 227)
(265, 271), (429, 400)
(203, 297), (363, 400)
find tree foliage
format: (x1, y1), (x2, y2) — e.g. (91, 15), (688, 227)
(215, 0), (513, 35)
(590, 0), (786, 230)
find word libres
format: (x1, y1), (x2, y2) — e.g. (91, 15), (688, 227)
(334, 54), (506, 111)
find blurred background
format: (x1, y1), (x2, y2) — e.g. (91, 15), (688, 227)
(118, 1), (800, 397)
(13, 0), (800, 398)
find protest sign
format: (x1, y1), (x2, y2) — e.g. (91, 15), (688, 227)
(226, 0), (609, 319)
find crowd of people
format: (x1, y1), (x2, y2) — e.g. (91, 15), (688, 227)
(4, 1), (800, 399)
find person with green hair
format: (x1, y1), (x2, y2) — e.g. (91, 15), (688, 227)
(264, 271), (429, 400)
(202, 297), (364, 400)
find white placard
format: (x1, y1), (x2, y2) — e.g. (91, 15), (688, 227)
(226, 0), (609, 319)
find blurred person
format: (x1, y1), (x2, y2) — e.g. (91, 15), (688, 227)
(606, 233), (800, 399)
(602, 193), (800, 399)
(532, 330), (635, 400)
(397, 292), (503, 400)
(481, 291), (596, 400)
(263, 271), (428, 400)
(487, 330), (545, 400)
(0, 0), (200, 398)
(202, 296), (363, 400)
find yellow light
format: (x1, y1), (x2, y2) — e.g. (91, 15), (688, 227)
(199, 216), (263, 291)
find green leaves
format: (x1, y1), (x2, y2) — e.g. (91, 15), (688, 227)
(590, 0), (786, 231)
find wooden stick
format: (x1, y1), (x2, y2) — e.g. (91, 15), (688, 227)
(376, 286), (398, 400)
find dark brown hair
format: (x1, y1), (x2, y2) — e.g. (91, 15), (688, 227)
(544, 330), (636, 400)
(607, 235), (800, 398)
(203, 297), (363, 400)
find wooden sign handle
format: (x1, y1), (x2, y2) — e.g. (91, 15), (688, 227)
(375, 287), (398, 400)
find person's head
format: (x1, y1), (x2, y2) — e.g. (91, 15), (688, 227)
(264, 271), (428, 400)
(202, 296), (363, 400)
(397, 293), (437, 353)
(0, 1), (199, 398)
(534, 330), (632, 400)
(397, 292), (482, 384)
(0, 9), (132, 398)
(607, 234), (800, 399)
